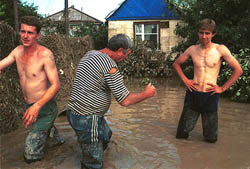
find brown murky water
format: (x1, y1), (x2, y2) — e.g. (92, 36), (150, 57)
(1, 79), (250, 169)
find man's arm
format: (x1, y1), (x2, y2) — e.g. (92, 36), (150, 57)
(0, 49), (17, 73)
(108, 67), (156, 107)
(35, 51), (60, 108)
(120, 83), (156, 106)
(23, 50), (60, 128)
(206, 45), (243, 94)
(172, 46), (198, 92)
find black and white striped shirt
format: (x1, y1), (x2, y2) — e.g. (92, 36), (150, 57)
(67, 50), (130, 116)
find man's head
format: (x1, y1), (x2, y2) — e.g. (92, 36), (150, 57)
(197, 18), (216, 34)
(197, 18), (216, 45)
(108, 34), (133, 52)
(19, 16), (41, 47)
(107, 34), (133, 62)
(20, 16), (41, 33)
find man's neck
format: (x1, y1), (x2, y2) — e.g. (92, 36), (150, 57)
(200, 42), (214, 49)
(24, 43), (38, 54)
(99, 48), (115, 60)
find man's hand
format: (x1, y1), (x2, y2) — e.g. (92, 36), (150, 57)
(206, 83), (224, 95)
(22, 104), (40, 128)
(144, 83), (156, 98)
(184, 79), (198, 92)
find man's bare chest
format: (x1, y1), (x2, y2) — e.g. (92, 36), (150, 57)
(16, 55), (44, 79)
(192, 49), (222, 68)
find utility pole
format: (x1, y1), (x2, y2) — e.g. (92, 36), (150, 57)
(65, 0), (69, 36)
(13, 0), (19, 33)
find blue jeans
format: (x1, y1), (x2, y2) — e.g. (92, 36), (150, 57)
(66, 110), (112, 169)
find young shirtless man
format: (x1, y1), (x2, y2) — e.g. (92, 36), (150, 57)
(0, 16), (64, 163)
(173, 18), (243, 143)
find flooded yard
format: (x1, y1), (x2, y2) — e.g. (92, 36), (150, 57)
(1, 78), (250, 169)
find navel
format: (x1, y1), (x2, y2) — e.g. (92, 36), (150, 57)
(32, 74), (36, 77)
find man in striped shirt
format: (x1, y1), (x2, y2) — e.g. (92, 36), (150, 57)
(66, 34), (156, 169)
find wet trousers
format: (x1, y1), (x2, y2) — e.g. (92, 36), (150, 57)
(66, 110), (112, 169)
(176, 90), (219, 143)
(24, 98), (65, 162)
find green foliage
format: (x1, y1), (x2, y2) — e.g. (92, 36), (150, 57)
(43, 21), (108, 50)
(141, 78), (156, 86)
(72, 22), (108, 50)
(0, 0), (42, 28)
(118, 41), (174, 78)
(218, 48), (250, 103)
(42, 20), (67, 35)
(0, 1), (6, 16)
(167, 0), (250, 55)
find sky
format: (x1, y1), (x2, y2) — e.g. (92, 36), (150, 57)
(21, 0), (124, 21)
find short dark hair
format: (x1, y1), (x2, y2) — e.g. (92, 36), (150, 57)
(107, 34), (133, 51)
(20, 16), (41, 33)
(197, 18), (216, 34)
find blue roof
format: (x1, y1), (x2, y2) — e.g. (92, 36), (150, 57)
(106, 0), (180, 21)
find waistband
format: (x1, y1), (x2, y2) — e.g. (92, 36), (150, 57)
(67, 108), (104, 117)
(26, 98), (56, 108)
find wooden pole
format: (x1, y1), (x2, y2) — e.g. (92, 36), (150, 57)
(65, 0), (69, 36)
(13, 0), (19, 33)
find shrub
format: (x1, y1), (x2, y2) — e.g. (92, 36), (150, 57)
(118, 41), (174, 78)
(218, 48), (250, 103)
(0, 21), (22, 134)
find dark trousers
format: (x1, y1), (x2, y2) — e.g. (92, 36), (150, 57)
(176, 90), (219, 143)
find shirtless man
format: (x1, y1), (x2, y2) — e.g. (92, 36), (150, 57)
(173, 18), (243, 143)
(0, 16), (64, 163)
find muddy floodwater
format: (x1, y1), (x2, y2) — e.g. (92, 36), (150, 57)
(1, 79), (250, 169)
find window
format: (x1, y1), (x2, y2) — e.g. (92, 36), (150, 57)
(134, 23), (159, 49)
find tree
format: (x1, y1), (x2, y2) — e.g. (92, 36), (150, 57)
(166, 0), (250, 55)
(0, 0), (41, 28)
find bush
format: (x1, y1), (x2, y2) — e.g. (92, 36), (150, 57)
(42, 20), (108, 50)
(218, 48), (250, 103)
(0, 21), (23, 134)
(118, 41), (174, 78)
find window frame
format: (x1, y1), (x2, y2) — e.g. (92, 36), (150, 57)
(133, 22), (161, 50)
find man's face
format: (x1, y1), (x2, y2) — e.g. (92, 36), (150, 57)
(19, 24), (40, 47)
(198, 29), (215, 44)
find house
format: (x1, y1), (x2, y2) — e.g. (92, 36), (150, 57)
(46, 5), (103, 24)
(106, 0), (182, 54)
(45, 5), (103, 35)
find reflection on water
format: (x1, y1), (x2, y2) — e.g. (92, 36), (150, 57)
(1, 79), (250, 169)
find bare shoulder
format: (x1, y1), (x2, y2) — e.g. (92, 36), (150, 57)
(215, 44), (231, 55)
(12, 45), (24, 58)
(186, 45), (197, 52)
(180, 45), (196, 57)
(38, 45), (55, 61)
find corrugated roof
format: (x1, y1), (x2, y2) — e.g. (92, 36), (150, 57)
(106, 0), (180, 21)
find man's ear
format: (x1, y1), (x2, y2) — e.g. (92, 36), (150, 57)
(37, 32), (41, 39)
(117, 48), (124, 53)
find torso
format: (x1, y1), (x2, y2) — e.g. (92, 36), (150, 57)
(190, 43), (223, 92)
(14, 45), (49, 103)
(68, 50), (129, 116)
